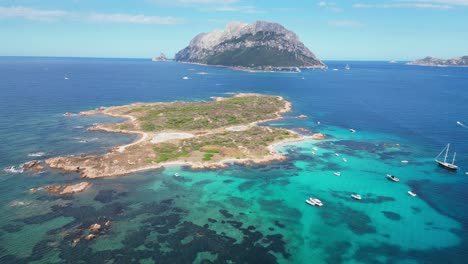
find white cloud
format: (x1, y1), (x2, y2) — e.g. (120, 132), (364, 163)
(353, 3), (453, 9)
(87, 13), (182, 24)
(149, 0), (238, 5)
(329, 20), (365, 27)
(398, 0), (468, 5)
(201, 5), (263, 13)
(0, 6), (183, 24)
(0, 6), (67, 21)
(316, 1), (343, 12)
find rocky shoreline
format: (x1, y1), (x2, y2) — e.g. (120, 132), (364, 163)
(39, 93), (324, 178)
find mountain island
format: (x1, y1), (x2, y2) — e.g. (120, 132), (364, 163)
(408, 56), (468, 67)
(46, 94), (320, 178)
(175, 21), (326, 72)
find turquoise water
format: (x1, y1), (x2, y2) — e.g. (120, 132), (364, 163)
(0, 58), (467, 263)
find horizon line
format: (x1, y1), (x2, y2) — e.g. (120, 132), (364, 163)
(0, 55), (410, 62)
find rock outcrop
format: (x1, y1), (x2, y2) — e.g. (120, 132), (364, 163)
(152, 53), (168, 61)
(42, 182), (91, 195)
(408, 56), (468, 67)
(175, 21), (325, 70)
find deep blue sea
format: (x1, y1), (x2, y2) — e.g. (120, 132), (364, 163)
(0, 57), (467, 263)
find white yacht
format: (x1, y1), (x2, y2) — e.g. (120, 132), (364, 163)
(387, 174), (400, 182)
(408, 191), (417, 197)
(334, 172), (341, 176)
(351, 194), (362, 200)
(435, 144), (459, 170)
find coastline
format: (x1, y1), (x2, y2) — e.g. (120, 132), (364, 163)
(45, 93), (320, 178)
(174, 60), (326, 73)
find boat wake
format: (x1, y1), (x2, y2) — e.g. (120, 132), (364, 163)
(4, 166), (24, 174)
(28, 152), (46, 157)
(456, 121), (467, 128)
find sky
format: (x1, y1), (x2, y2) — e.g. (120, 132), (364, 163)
(0, 0), (467, 60)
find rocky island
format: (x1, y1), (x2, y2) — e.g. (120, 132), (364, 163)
(174, 21), (326, 72)
(407, 56), (468, 67)
(152, 52), (168, 61)
(46, 94), (319, 178)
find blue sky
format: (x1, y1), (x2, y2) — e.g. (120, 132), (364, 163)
(0, 0), (467, 60)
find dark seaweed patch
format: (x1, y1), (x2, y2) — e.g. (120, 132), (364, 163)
(382, 211), (401, 221)
(219, 209), (233, 218)
(238, 180), (256, 192)
(320, 203), (376, 235)
(274, 220), (285, 228)
(208, 218), (217, 223)
(324, 241), (352, 264)
(2, 223), (23, 233)
(94, 190), (120, 203)
(193, 179), (214, 186)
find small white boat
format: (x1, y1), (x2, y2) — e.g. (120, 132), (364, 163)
(311, 151), (316, 155)
(317, 121), (321, 125)
(182, 76), (189, 80)
(310, 198), (323, 207)
(351, 194), (362, 200)
(465, 172), (468, 175)
(305, 199), (316, 206)
(334, 172), (341, 176)
(342, 158), (347, 163)
(312, 147), (318, 151)
(64, 76), (69, 80)
(349, 128), (356, 133)
(386, 174), (400, 182)
(345, 64), (350, 70)
(408, 191), (417, 197)
(335, 153), (340, 157)
(401, 160), (409, 164)
(332, 68), (338, 71)
(174, 173), (180, 177)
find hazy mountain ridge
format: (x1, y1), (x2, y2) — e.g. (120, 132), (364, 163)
(408, 56), (468, 67)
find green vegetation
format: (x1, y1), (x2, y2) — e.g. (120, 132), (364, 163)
(141, 122), (155, 131)
(146, 126), (297, 164)
(113, 95), (286, 132)
(153, 143), (188, 163)
(202, 153), (214, 161)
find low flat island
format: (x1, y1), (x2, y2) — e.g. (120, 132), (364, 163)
(47, 93), (319, 178)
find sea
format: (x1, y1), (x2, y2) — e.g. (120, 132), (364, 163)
(0, 57), (467, 264)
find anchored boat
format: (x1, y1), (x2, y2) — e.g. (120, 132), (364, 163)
(435, 143), (459, 170)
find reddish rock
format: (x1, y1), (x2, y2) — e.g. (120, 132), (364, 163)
(85, 234), (96, 240)
(89, 223), (101, 232)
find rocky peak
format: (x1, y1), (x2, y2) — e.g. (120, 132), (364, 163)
(175, 20), (325, 69)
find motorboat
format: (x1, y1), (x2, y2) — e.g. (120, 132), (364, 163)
(310, 198), (323, 207)
(349, 128), (356, 133)
(408, 191), (417, 197)
(305, 199), (316, 206)
(386, 174), (400, 182)
(401, 160), (409, 164)
(342, 158), (347, 163)
(174, 173), (180, 177)
(351, 194), (362, 200)
(335, 153), (340, 157)
(334, 172), (341, 176)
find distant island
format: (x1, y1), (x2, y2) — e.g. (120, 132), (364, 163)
(407, 56), (468, 67)
(152, 52), (168, 61)
(46, 94), (322, 178)
(174, 21), (326, 72)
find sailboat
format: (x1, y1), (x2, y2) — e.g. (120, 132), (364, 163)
(435, 144), (459, 170)
(345, 64), (350, 70)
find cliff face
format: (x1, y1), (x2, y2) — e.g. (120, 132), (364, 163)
(175, 21), (325, 68)
(408, 56), (468, 66)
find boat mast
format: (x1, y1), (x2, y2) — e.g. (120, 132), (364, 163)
(452, 152), (456, 165)
(444, 144), (450, 163)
